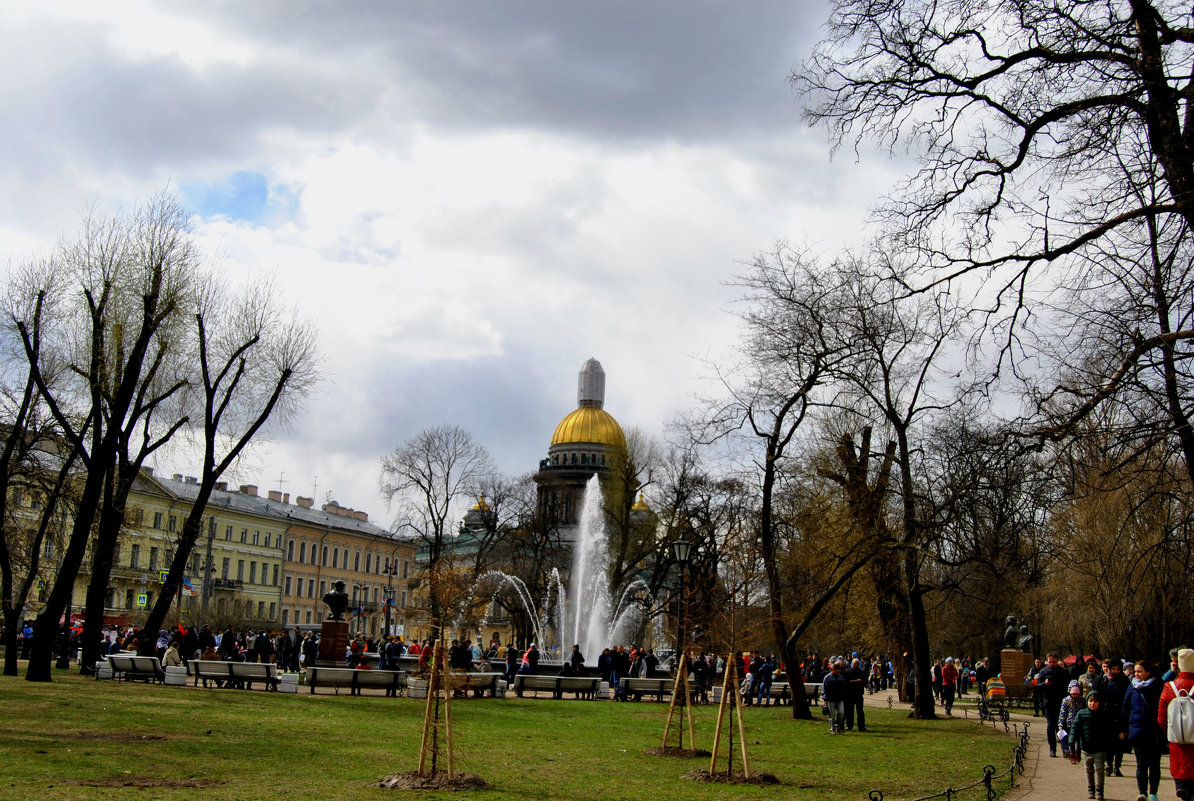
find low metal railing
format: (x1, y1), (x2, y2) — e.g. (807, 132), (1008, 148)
(866, 722), (1030, 801)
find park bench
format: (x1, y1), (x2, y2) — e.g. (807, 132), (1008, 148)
(749, 681), (822, 705)
(228, 662), (279, 691)
(190, 659), (232, 687)
(512, 673), (602, 699)
(106, 654), (165, 683)
(189, 660), (278, 690)
(458, 672), (504, 697)
(307, 666), (407, 696)
(621, 677), (671, 702)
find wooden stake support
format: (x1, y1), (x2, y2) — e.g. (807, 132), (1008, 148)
(709, 656), (751, 778)
(662, 652), (697, 750)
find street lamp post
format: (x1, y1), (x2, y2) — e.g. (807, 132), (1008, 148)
(671, 537), (692, 673)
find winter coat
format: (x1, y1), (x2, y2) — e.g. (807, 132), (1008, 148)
(1072, 705), (1113, 754)
(1159, 672), (1194, 779)
(1121, 676), (1164, 746)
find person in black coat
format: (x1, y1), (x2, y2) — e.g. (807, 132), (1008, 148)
(1037, 652), (1072, 757)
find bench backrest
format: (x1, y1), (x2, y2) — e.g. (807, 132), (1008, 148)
(109, 655), (162, 672)
(231, 663), (277, 679)
(192, 660), (232, 676)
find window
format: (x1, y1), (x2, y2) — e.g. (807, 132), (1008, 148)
(282, 609), (289, 626)
(269, 602), (275, 618)
(153, 512), (163, 529)
(135, 509), (144, 526)
(342, 547), (349, 567)
(272, 564), (279, 586)
(168, 515), (177, 532)
(225, 525), (232, 541)
(43, 538), (53, 558)
(149, 547), (158, 571)
(372, 587), (378, 604)
(319, 580), (326, 598)
(240, 529), (247, 543)
(332, 548), (338, 569)
(354, 552), (360, 571)
(322, 545), (328, 566)
(401, 591), (407, 609)
(125, 589), (134, 609)
(402, 560), (409, 579)
(365, 553), (371, 573)
(305, 609), (312, 624)
(264, 533), (271, 548)
(146, 591), (154, 608)
(249, 562), (257, 584)
(252, 531), (259, 545)
(237, 560), (245, 581)
(285, 576), (292, 595)
(222, 558), (230, 579)
(307, 578), (315, 598)
(257, 601), (264, 617)
(288, 540), (294, 561)
(130, 544), (140, 568)
(299, 542), (306, 563)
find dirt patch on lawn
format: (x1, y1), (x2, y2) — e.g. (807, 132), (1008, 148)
(61, 731), (167, 742)
(64, 776), (223, 788)
(375, 771), (490, 790)
(643, 746), (712, 757)
(682, 769), (781, 784)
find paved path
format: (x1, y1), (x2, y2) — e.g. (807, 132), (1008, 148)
(862, 690), (1174, 801)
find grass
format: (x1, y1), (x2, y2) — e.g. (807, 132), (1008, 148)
(0, 670), (1023, 801)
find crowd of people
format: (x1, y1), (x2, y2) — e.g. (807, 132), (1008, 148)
(24, 618), (1194, 801)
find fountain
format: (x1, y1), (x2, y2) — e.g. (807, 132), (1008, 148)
(469, 475), (660, 659)
(568, 475), (619, 661)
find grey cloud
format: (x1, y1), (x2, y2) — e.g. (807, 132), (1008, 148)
(185, 0), (823, 144)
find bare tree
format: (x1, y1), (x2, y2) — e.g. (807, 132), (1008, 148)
(380, 425), (495, 639)
(135, 279), (321, 655)
(12, 195), (194, 681)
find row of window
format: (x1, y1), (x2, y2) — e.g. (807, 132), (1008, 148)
(285, 539), (409, 578)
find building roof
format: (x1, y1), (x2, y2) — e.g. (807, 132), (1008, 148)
(549, 406), (627, 451)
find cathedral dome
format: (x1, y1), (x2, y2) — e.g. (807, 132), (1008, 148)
(550, 406), (627, 451)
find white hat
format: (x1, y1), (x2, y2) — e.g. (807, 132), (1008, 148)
(1179, 648), (1194, 673)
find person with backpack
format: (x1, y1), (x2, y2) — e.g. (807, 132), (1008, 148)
(1159, 648), (1194, 801)
(1120, 659), (1164, 801)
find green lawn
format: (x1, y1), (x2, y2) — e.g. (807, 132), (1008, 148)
(0, 671), (1023, 801)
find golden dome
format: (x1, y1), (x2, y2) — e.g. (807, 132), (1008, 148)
(471, 494), (490, 511)
(550, 406), (627, 451)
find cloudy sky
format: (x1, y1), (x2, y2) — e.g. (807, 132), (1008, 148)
(0, 2), (898, 521)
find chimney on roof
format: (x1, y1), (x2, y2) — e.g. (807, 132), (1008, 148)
(268, 490), (282, 502)
(141, 466), (154, 476)
(239, 484), (258, 497)
(185, 476), (198, 484)
(173, 473), (183, 481)
(353, 510), (368, 522)
(296, 496), (313, 509)
(214, 481), (227, 491)
(283, 493), (290, 504)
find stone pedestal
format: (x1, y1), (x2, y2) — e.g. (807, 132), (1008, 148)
(999, 649), (1033, 699)
(317, 619), (349, 667)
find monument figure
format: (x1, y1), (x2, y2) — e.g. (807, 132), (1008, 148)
(1002, 615), (1020, 649)
(323, 579), (350, 620)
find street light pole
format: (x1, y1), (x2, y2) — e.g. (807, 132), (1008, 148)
(671, 537), (692, 671)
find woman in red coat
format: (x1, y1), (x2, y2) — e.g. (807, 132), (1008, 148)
(1158, 648), (1194, 800)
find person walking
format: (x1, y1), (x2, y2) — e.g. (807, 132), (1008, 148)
(1121, 659), (1164, 801)
(823, 660), (848, 734)
(1074, 690), (1114, 800)
(1038, 652), (1071, 757)
(1159, 648), (1194, 801)
(941, 657), (959, 715)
